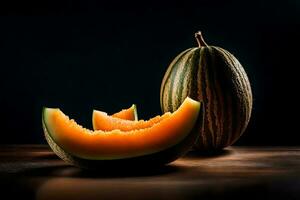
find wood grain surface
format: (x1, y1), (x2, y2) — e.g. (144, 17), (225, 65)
(1, 145), (300, 200)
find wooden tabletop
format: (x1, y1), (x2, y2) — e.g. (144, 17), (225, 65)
(1, 145), (300, 200)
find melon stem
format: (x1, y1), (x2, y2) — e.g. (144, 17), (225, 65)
(195, 31), (208, 47)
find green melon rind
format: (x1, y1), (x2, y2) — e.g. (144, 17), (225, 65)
(42, 105), (203, 170)
(131, 104), (138, 121)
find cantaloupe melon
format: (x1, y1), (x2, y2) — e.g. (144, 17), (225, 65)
(42, 97), (202, 168)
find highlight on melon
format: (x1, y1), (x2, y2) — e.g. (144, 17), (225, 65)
(42, 97), (202, 168)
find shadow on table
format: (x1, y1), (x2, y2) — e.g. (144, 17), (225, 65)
(185, 148), (233, 158)
(18, 163), (185, 178)
(17, 149), (233, 178)
(33, 153), (59, 160)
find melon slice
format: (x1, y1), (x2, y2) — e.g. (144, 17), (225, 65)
(111, 104), (138, 121)
(42, 97), (202, 168)
(93, 110), (171, 131)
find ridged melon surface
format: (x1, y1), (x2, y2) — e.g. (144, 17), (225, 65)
(160, 32), (252, 150)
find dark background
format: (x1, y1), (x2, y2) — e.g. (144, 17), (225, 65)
(0, 0), (299, 145)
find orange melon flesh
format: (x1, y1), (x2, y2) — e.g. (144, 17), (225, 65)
(43, 97), (200, 160)
(93, 110), (171, 131)
(111, 104), (138, 121)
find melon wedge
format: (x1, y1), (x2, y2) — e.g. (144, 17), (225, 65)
(93, 110), (171, 131)
(42, 97), (202, 168)
(111, 104), (138, 121)
(92, 104), (138, 131)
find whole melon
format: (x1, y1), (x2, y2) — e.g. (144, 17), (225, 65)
(160, 31), (252, 151)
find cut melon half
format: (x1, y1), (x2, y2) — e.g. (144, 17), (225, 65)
(42, 97), (202, 168)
